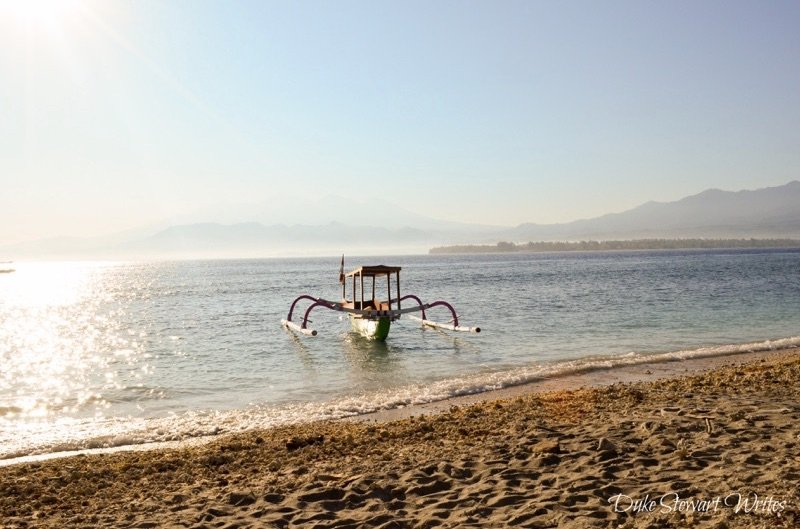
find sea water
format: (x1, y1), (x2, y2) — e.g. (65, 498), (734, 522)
(1, 249), (799, 460)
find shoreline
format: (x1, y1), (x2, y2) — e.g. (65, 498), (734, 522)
(2, 342), (798, 468)
(2, 347), (799, 527)
(353, 345), (800, 423)
(428, 240), (800, 255)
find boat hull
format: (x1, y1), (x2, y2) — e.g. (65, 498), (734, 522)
(349, 315), (391, 341)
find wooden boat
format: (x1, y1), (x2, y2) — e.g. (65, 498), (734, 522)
(282, 259), (480, 341)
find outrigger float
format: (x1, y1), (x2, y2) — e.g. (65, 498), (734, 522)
(282, 259), (480, 341)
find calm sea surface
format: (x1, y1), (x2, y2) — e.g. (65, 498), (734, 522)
(1, 249), (799, 459)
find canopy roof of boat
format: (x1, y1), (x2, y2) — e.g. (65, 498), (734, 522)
(345, 265), (402, 278)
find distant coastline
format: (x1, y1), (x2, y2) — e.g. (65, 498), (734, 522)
(429, 238), (800, 254)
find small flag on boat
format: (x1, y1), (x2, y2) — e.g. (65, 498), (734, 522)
(338, 255), (345, 284)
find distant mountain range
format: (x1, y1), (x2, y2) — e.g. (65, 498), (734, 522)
(500, 180), (800, 242)
(3, 181), (799, 259)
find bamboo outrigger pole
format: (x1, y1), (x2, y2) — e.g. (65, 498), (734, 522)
(407, 315), (481, 333)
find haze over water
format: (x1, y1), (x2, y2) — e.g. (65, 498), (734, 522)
(1, 249), (799, 460)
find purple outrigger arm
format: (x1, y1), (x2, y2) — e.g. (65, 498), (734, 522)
(285, 295), (341, 329)
(398, 295), (461, 327)
(286, 295), (318, 328)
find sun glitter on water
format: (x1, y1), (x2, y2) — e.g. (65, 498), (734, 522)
(0, 262), (138, 424)
(2, 262), (94, 307)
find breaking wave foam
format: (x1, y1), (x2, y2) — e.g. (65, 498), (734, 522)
(2, 336), (798, 465)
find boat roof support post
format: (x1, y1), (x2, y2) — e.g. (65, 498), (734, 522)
(387, 273), (391, 310)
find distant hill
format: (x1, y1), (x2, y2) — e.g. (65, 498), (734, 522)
(1, 222), (442, 260)
(2, 181), (798, 259)
(123, 221), (435, 258)
(499, 181), (800, 242)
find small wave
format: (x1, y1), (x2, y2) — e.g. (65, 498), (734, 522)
(273, 336), (800, 421)
(650, 336), (800, 360)
(2, 336), (798, 464)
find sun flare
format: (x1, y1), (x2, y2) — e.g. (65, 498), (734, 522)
(0, 0), (84, 32)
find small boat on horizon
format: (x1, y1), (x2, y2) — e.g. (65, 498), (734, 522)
(282, 258), (480, 341)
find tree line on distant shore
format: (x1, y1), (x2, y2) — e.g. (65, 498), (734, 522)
(429, 239), (800, 254)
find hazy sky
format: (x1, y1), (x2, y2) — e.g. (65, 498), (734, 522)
(1, 0), (799, 246)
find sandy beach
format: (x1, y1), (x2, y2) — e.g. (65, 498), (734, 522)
(1, 347), (798, 529)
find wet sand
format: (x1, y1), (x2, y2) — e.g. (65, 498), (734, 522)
(1, 347), (798, 528)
